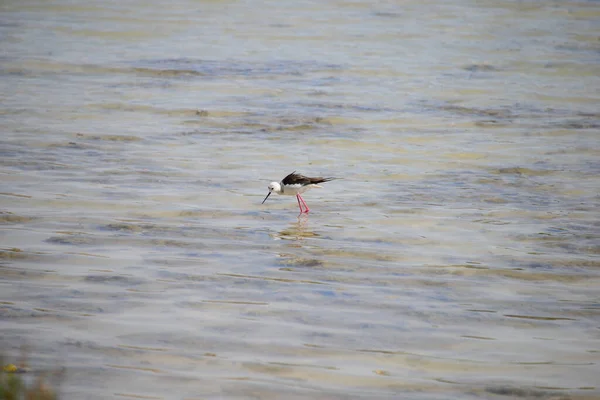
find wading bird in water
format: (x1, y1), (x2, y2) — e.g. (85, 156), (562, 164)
(262, 172), (337, 213)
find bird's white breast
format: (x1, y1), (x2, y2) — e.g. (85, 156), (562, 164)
(281, 183), (312, 195)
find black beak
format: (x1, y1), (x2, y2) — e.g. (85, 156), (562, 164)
(262, 192), (271, 204)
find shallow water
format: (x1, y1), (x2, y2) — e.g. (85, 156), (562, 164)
(1, 0), (599, 399)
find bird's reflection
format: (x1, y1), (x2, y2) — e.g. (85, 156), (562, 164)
(276, 214), (320, 241)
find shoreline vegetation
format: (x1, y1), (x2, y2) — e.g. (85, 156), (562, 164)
(1, 352), (62, 400)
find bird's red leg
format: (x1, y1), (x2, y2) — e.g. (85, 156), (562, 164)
(298, 194), (310, 213)
(296, 195), (304, 213)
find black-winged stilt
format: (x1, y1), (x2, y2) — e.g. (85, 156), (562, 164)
(262, 171), (337, 213)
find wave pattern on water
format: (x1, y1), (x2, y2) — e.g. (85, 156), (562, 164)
(1, 0), (599, 399)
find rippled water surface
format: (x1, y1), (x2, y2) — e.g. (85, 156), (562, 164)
(1, 0), (599, 399)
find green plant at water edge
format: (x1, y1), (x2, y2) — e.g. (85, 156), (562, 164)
(1, 358), (59, 400)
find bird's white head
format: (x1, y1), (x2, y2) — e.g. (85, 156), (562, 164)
(268, 182), (281, 193)
(262, 182), (281, 204)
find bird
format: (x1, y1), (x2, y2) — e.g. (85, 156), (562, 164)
(262, 171), (337, 213)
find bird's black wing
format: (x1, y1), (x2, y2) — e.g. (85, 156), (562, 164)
(282, 172), (307, 185)
(282, 172), (336, 185)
